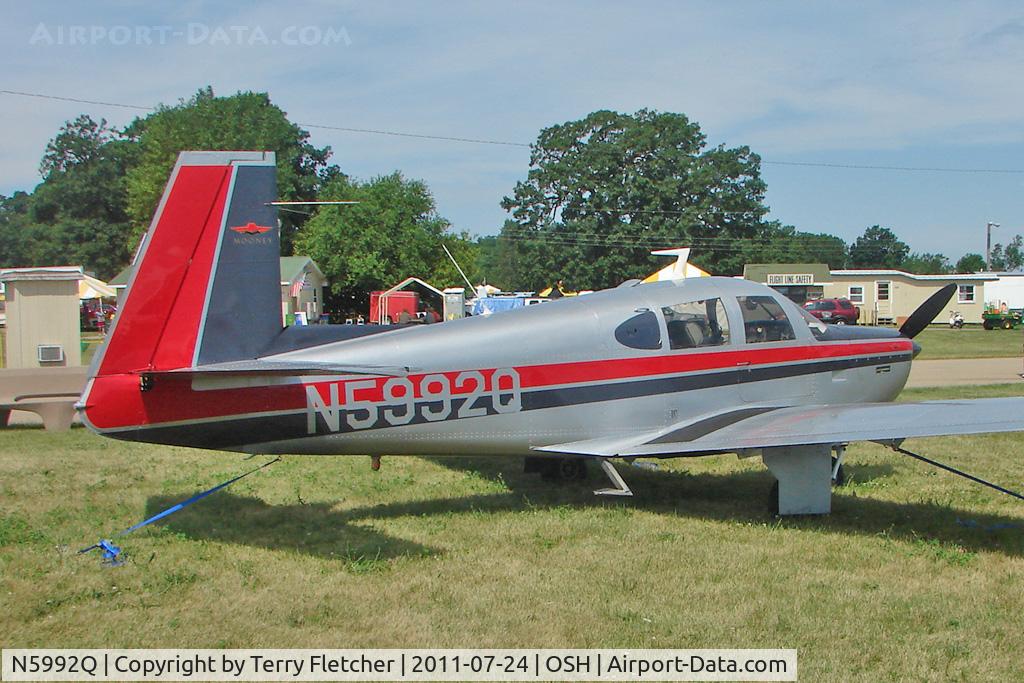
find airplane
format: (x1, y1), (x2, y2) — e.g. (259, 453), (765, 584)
(78, 151), (1024, 516)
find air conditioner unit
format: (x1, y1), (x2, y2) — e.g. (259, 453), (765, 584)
(37, 344), (64, 363)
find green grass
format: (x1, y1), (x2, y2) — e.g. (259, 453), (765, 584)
(2, 386), (1024, 681)
(914, 326), (1024, 360)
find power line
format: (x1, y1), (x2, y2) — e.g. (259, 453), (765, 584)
(760, 159), (1024, 174)
(0, 89), (152, 111)
(4, 88), (1024, 174)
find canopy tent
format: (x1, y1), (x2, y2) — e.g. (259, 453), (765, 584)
(79, 274), (116, 300)
(471, 297), (525, 316)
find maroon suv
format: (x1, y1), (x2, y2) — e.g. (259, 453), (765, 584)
(803, 298), (859, 325)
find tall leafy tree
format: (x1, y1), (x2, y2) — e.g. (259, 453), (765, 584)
(124, 87), (337, 253)
(900, 252), (950, 275)
(500, 109), (769, 290)
(955, 253), (986, 273)
(737, 223), (847, 269)
(475, 230), (520, 290)
(294, 172), (477, 312)
(0, 115), (136, 279)
(989, 235), (1024, 271)
(0, 192), (35, 268)
(847, 226), (910, 269)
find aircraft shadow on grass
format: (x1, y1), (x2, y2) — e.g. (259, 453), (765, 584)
(142, 493), (437, 563)
(145, 454), (1023, 560)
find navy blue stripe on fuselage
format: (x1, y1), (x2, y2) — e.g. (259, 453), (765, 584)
(103, 350), (911, 449)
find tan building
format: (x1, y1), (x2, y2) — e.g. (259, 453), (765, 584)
(823, 270), (995, 325)
(0, 266), (82, 368)
(742, 264), (831, 303)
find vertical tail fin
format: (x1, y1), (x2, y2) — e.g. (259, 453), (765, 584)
(92, 151), (282, 377)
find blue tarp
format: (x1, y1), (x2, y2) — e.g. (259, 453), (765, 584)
(471, 297), (526, 316)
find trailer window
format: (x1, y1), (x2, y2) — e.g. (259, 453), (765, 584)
(738, 296), (796, 343)
(661, 298), (730, 350)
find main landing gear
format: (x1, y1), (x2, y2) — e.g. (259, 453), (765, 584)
(524, 455), (589, 481)
(764, 444), (847, 516)
(524, 455), (635, 497)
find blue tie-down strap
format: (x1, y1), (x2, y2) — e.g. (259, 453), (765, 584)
(79, 457), (280, 567)
(77, 539), (124, 567)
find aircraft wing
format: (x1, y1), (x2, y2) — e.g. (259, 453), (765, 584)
(534, 398), (1024, 458)
(153, 360), (411, 377)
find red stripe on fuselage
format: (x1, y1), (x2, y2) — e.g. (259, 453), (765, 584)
(97, 165), (233, 375)
(83, 339), (913, 431)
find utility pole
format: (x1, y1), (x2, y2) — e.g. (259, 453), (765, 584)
(987, 221), (1001, 270)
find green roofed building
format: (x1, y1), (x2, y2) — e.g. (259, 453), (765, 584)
(742, 264), (832, 304)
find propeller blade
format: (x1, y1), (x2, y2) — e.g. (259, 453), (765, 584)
(899, 283), (957, 339)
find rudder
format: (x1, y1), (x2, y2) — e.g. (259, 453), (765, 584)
(92, 151), (281, 378)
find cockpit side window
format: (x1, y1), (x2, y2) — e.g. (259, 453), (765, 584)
(614, 310), (662, 350)
(737, 295), (796, 343)
(661, 298), (730, 350)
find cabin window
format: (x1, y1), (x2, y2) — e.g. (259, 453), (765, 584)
(876, 281), (891, 301)
(848, 286), (864, 304)
(958, 284), (975, 304)
(614, 310), (662, 350)
(737, 296), (796, 344)
(661, 298), (730, 350)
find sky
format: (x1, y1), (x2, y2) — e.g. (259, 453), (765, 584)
(1, 0), (1023, 263)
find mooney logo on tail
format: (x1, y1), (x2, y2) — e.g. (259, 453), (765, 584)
(230, 222), (272, 235)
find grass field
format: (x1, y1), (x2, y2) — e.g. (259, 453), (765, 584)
(908, 326), (1023, 360)
(3, 385), (1024, 681)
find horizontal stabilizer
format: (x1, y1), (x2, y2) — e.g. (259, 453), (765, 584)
(535, 398), (1024, 458)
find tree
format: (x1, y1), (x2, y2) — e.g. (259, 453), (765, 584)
(39, 114), (119, 177)
(847, 226), (910, 269)
(124, 87), (337, 253)
(737, 223), (847, 269)
(294, 172), (477, 312)
(955, 253), (986, 273)
(989, 235), (1024, 271)
(900, 252), (950, 275)
(0, 116), (136, 279)
(500, 109), (769, 290)
(475, 231), (520, 290)
(0, 192), (35, 268)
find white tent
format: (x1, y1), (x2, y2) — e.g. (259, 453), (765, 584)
(79, 274), (116, 300)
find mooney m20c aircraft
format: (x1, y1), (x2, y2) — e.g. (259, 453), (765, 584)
(79, 152), (1024, 515)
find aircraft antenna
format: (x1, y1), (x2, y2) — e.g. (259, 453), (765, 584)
(442, 242), (476, 294)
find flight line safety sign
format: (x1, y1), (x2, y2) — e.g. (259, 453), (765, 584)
(2, 649), (797, 681)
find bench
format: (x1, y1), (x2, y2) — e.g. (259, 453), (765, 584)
(0, 367), (88, 432)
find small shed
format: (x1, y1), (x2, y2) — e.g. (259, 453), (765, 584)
(0, 266), (83, 368)
(280, 256), (328, 324)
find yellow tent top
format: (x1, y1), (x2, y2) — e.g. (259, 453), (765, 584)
(79, 274), (116, 299)
(642, 247), (710, 282)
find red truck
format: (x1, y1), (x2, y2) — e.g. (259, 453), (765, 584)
(802, 298), (859, 325)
